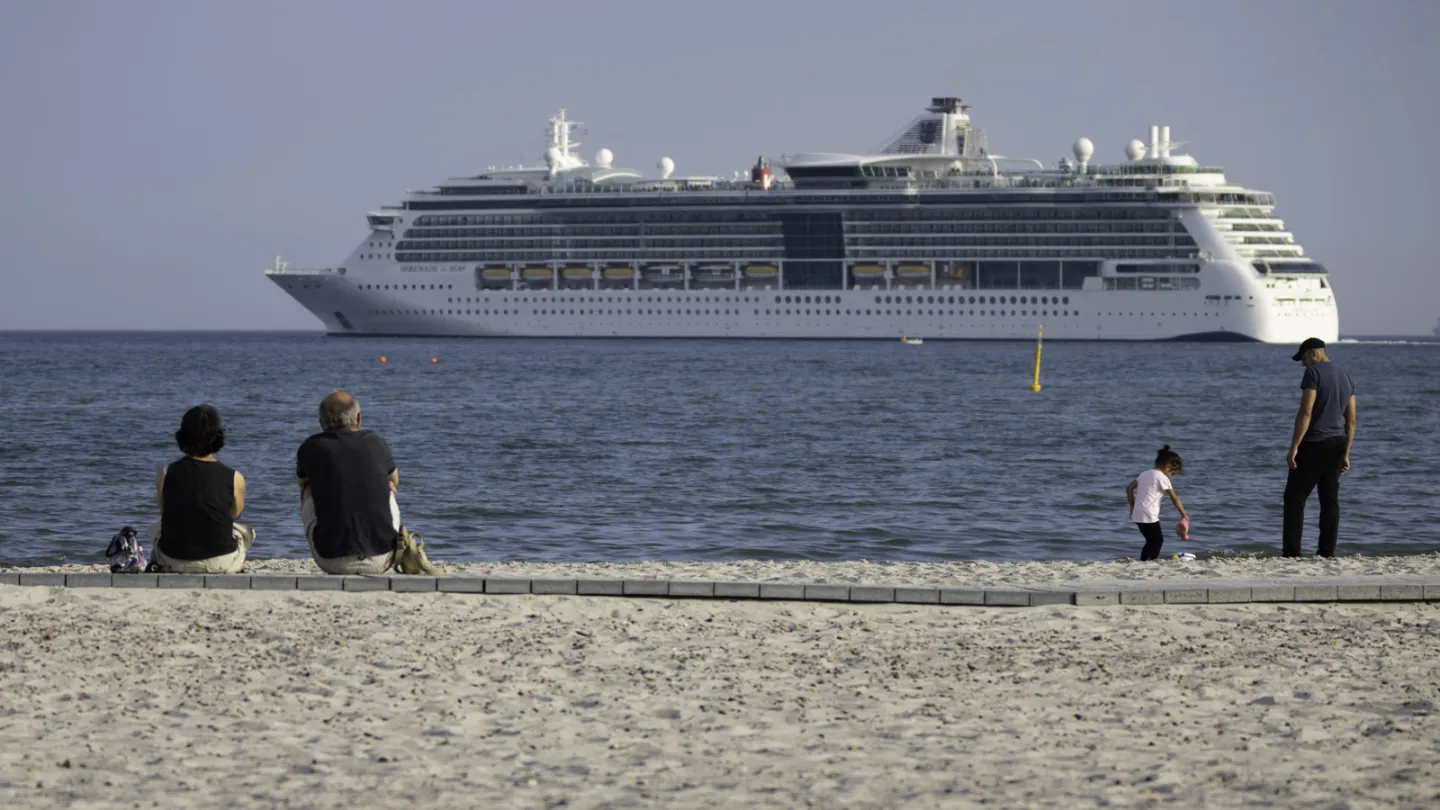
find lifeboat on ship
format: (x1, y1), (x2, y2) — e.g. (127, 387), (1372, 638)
(562, 266), (595, 286)
(939, 263), (971, 285)
(692, 264), (736, 286)
(895, 264), (930, 284)
(744, 264), (779, 281)
(479, 267), (512, 287)
(521, 266), (553, 285)
(851, 264), (885, 284)
(602, 266), (636, 286)
(642, 264), (684, 285)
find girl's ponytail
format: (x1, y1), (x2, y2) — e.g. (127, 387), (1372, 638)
(1155, 444), (1183, 474)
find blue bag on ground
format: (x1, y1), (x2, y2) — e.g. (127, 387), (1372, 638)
(106, 526), (147, 574)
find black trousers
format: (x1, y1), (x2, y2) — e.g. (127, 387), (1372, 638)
(1136, 522), (1165, 561)
(1282, 436), (1347, 558)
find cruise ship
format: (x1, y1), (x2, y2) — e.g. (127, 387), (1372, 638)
(267, 98), (1338, 342)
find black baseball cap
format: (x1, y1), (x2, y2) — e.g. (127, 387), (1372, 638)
(1291, 337), (1325, 361)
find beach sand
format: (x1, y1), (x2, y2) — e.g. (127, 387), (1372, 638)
(1, 578), (1437, 808)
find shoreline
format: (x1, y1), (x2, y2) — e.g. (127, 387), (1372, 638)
(7, 553), (1440, 587)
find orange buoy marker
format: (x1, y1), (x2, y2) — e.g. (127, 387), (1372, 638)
(430, 357), (438, 364)
(379, 355), (387, 364)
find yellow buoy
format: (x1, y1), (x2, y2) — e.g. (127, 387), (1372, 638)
(379, 355), (387, 364)
(430, 357), (438, 364)
(1030, 325), (1043, 392)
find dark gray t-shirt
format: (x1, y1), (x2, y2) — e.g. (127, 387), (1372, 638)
(1300, 361), (1355, 442)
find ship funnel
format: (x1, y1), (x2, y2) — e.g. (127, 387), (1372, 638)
(1148, 125), (1159, 159)
(1160, 126), (1171, 158)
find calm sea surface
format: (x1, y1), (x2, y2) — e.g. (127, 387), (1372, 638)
(0, 332), (1436, 566)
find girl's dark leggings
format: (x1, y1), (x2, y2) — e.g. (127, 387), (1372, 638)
(1136, 522), (1165, 561)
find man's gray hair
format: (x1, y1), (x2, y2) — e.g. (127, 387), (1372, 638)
(318, 392), (361, 431)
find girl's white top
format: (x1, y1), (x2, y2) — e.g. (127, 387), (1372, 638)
(1130, 469), (1172, 524)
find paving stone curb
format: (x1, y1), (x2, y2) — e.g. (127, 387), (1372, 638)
(4, 574), (1440, 607)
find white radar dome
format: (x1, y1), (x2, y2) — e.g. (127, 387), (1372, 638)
(658, 156), (675, 179)
(1072, 137), (1094, 162)
(544, 146), (562, 168)
(1125, 139), (1146, 161)
(595, 148), (614, 169)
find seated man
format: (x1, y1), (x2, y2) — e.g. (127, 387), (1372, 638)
(297, 391), (403, 575)
(150, 404), (255, 573)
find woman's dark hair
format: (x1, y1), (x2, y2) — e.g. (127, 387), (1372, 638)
(175, 405), (226, 457)
(1155, 444), (1183, 474)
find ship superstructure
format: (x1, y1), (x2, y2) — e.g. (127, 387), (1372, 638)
(267, 99), (1338, 342)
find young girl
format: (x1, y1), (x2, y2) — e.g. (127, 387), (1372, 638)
(1126, 445), (1190, 561)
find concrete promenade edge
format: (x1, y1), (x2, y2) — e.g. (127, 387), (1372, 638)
(3, 571), (1440, 606)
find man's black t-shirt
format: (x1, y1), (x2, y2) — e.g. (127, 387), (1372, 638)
(297, 429), (397, 559)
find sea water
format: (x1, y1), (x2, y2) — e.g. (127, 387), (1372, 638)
(0, 332), (1435, 565)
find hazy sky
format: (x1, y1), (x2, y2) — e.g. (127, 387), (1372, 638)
(2, 0), (1437, 334)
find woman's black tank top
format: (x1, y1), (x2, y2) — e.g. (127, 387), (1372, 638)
(159, 457), (237, 560)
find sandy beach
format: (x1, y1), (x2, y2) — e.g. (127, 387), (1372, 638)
(2, 561), (1438, 809)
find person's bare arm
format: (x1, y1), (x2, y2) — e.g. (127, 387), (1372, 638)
(1126, 479), (1137, 514)
(232, 471), (246, 519)
(389, 468), (400, 493)
(1288, 388), (1317, 469)
(1342, 394), (1356, 474)
(1167, 488), (1189, 524)
(154, 468), (165, 513)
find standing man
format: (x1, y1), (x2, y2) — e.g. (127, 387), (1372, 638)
(1283, 338), (1356, 557)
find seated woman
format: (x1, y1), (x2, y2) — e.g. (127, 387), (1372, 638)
(147, 405), (254, 573)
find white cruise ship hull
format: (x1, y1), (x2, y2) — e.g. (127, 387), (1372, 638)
(269, 263), (1337, 343)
